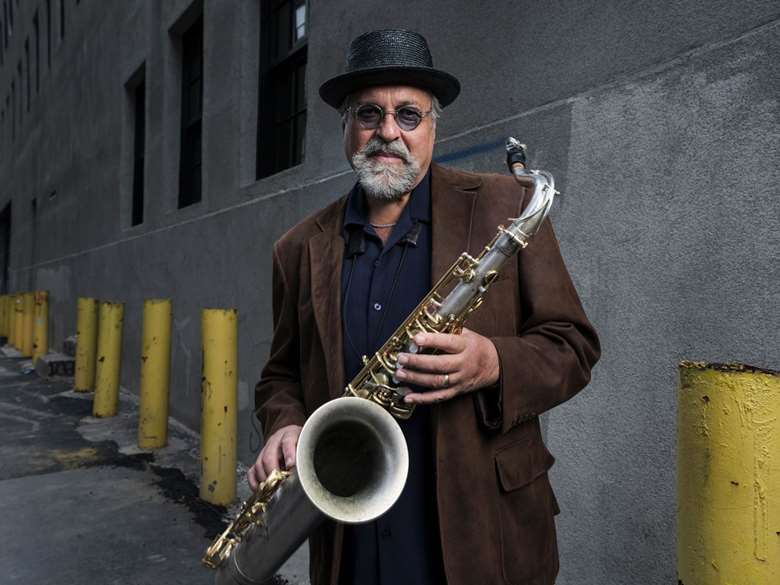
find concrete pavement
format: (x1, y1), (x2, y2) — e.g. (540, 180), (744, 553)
(0, 353), (307, 585)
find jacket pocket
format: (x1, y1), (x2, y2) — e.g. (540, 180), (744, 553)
(494, 439), (558, 584)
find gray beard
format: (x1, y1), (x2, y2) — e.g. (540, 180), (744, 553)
(351, 139), (421, 201)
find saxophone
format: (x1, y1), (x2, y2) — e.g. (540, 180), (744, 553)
(203, 138), (557, 585)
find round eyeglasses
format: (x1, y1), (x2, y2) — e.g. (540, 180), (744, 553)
(348, 104), (433, 132)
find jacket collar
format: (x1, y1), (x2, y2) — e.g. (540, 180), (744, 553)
(430, 162), (481, 281)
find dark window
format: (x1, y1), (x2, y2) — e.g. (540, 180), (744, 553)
(0, 203), (11, 294)
(132, 75), (146, 226)
(178, 15), (203, 208)
(46, 0), (51, 68)
(59, 0), (64, 40)
(24, 37), (29, 111)
(15, 60), (20, 123)
(10, 79), (14, 140)
(33, 12), (39, 93)
(257, 0), (308, 178)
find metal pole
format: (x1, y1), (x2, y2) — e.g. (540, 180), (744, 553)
(13, 294), (23, 350)
(93, 301), (124, 417)
(75, 297), (99, 392)
(138, 298), (172, 449)
(32, 291), (48, 363)
(200, 308), (238, 505)
(678, 361), (780, 585)
(21, 292), (34, 357)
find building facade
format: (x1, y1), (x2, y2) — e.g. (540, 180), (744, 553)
(1, 1), (778, 583)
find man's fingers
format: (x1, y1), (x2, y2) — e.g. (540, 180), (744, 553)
(281, 431), (299, 469)
(404, 387), (459, 405)
(261, 435), (283, 476)
(396, 367), (458, 390)
(248, 457), (267, 490)
(397, 351), (458, 374)
(413, 331), (466, 354)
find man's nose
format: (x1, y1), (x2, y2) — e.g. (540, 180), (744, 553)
(376, 111), (402, 142)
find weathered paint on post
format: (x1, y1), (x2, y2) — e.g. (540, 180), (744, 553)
(138, 299), (173, 449)
(21, 292), (34, 357)
(0, 295), (7, 338)
(74, 297), (99, 392)
(199, 308), (238, 505)
(678, 361), (780, 585)
(32, 291), (49, 363)
(93, 301), (124, 417)
(11, 294), (22, 348)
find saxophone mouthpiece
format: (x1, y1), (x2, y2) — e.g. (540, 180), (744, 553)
(505, 137), (528, 171)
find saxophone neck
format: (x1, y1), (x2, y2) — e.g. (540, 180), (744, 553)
(505, 138), (558, 240)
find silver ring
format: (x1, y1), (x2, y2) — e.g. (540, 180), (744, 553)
(443, 373), (450, 388)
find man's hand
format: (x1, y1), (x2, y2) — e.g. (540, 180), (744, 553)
(247, 424), (303, 490)
(395, 328), (499, 405)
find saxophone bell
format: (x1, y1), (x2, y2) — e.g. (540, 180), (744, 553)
(211, 397), (408, 585)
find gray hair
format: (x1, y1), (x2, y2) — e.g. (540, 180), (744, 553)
(340, 93), (442, 128)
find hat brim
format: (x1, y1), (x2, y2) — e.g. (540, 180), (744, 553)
(319, 66), (461, 109)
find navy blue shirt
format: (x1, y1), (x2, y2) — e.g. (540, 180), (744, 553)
(339, 170), (447, 585)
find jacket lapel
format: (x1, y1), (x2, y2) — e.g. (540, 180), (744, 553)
(431, 163), (482, 282)
(309, 199), (347, 400)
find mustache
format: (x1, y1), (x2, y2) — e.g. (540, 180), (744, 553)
(359, 138), (410, 163)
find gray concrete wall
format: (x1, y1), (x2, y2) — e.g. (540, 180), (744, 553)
(1, 1), (778, 583)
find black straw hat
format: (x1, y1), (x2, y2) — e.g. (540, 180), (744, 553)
(319, 29), (461, 109)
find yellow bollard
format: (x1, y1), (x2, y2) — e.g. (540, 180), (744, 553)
(8, 294), (16, 347)
(6, 295), (13, 341)
(138, 299), (172, 449)
(678, 361), (780, 585)
(92, 301), (124, 417)
(74, 298), (99, 392)
(32, 291), (49, 363)
(199, 308), (238, 505)
(21, 292), (34, 357)
(0, 295), (6, 339)
(0, 295), (7, 340)
(13, 294), (24, 350)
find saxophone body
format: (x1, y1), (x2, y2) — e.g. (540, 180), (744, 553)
(203, 138), (557, 585)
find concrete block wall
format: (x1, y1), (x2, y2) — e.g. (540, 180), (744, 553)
(0, 1), (778, 583)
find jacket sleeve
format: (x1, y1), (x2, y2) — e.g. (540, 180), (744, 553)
(254, 242), (307, 439)
(477, 207), (600, 434)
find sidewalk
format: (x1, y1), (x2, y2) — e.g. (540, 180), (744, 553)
(0, 352), (307, 585)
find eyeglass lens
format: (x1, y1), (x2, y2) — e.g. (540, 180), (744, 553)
(355, 105), (424, 131)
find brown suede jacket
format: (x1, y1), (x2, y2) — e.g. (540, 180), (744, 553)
(255, 163), (600, 585)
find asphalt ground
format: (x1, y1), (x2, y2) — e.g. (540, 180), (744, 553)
(0, 353), (308, 585)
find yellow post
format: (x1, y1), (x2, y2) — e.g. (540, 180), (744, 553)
(0, 295), (6, 339)
(32, 291), (49, 363)
(0, 295), (7, 340)
(138, 299), (172, 449)
(21, 292), (34, 357)
(6, 295), (13, 341)
(74, 297), (99, 392)
(678, 361), (780, 585)
(200, 308), (238, 505)
(92, 301), (124, 417)
(9, 294), (17, 347)
(13, 294), (24, 350)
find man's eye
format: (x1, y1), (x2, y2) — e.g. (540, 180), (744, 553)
(397, 108), (422, 125)
(357, 106), (381, 123)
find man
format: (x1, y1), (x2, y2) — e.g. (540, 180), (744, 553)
(249, 29), (600, 585)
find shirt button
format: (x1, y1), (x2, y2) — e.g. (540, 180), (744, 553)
(373, 303), (382, 311)
(373, 259), (380, 267)
(381, 528), (391, 539)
